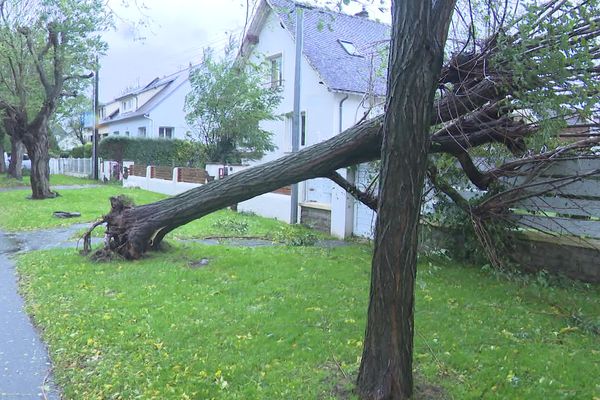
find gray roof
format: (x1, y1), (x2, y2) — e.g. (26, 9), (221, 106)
(100, 69), (189, 125)
(267, 0), (389, 96)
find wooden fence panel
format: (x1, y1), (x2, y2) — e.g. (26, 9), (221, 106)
(499, 157), (600, 238)
(130, 164), (147, 177)
(178, 167), (208, 184)
(152, 166), (173, 181)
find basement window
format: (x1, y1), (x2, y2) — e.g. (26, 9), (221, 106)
(339, 40), (362, 57)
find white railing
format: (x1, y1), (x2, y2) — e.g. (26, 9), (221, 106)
(49, 157), (93, 177)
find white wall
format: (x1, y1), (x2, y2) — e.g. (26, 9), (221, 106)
(238, 193), (292, 223)
(123, 167), (201, 196)
(245, 8), (384, 238)
(249, 10), (338, 165)
(148, 80), (192, 140)
(98, 116), (151, 139)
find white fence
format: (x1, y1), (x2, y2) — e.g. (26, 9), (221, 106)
(507, 158), (600, 239)
(49, 157), (92, 177)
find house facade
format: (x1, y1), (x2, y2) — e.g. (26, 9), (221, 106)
(237, 0), (389, 238)
(98, 68), (192, 141)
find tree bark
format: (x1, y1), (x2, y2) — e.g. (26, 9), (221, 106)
(7, 135), (24, 180)
(0, 137), (5, 174)
(23, 124), (56, 199)
(356, 1), (455, 399)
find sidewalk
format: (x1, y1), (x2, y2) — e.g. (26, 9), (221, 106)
(0, 234), (60, 399)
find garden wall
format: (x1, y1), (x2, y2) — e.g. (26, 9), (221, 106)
(123, 165), (292, 222)
(419, 225), (600, 283)
(124, 166), (203, 196)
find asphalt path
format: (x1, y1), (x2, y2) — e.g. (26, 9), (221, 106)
(0, 232), (61, 399)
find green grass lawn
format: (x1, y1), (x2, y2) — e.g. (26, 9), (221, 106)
(0, 186), (166, 231)
(17, 244), (600, 399)
(0, 183), (325, 242)
(0, 174), (97, 188)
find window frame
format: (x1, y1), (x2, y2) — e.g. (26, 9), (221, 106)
(159, 126), (174, 139)
(300, 111), (306, 146)
(269, 53), (283, 88)
(338, 40), (363, 57)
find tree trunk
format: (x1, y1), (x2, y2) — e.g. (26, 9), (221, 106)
(356, 1), (454, 399)
(88, 117), (383, 259)
(23, 125), (56, 199)
(0, 138), (5, 174)
(7, 136), (24, 180)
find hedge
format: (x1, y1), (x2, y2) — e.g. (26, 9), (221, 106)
(69, 143), (92, 158)
(98, 136), (204, 167)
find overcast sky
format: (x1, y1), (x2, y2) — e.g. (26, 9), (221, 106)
(99, 0), (390, 103)
(99, 0), (248, 102)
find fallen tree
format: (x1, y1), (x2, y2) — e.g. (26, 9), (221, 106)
(83, 0), (600, 261)
(83, 117), (383, 259)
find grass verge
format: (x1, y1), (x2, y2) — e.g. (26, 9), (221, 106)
(16, 244), (600, 399)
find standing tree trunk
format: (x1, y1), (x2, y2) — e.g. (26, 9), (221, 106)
(356, 1), (455, 399)
(0, 133), (6, 174)
(7, 135), (24, 180)
(23, 124), (55, 199)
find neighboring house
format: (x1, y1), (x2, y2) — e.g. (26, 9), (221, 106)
(237, 0), (389, 238)
(98, 67), (192, 141)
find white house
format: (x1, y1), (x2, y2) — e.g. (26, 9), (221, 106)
(98, 67), (192, 140)
(237, 0), (389, 238)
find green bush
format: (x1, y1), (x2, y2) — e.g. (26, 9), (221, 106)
(69, 143), (92, 158)
(273, 225), (319, 246)
(98, 136), (204, 167)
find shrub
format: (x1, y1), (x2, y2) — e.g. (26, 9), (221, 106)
(98, 136), (204, 167)
(69, 143), (92, 158)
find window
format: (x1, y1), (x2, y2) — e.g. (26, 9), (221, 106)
(138, 127), (146, 137)
(284, 111), (306, 150)
(125, 131), (130, 137)
(301, 111), (306, 146)
(121, 98), (135, 112)
(339, 40), (362, 57)
(269, 54), (283, 88)
(159, 126), (174, 139)
(113, 131), (119, 135)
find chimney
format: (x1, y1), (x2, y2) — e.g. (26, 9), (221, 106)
(355, 6), (368, 18)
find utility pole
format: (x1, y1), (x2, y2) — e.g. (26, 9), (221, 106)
(290, 4), (305, 224)
(92, 55), (99, 180)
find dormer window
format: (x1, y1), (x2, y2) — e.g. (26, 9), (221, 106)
(121, 98), (135, 112)
(339, 40), (362, 57)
